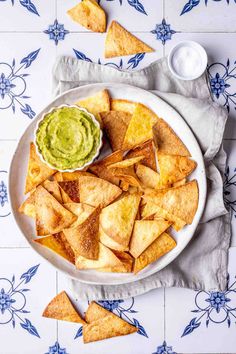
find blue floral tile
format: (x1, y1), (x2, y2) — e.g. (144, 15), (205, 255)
(180, 0), (236, 16)
(44, 20), (69, 46)
(46, 341), (68, 354)
(152, 341), (176, 354)
(0, 171), (10, 218)
(0, 0), (40, 16)
(151, 19), (177, 45)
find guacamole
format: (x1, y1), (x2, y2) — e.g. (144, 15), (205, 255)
(36, 106), (101, 170)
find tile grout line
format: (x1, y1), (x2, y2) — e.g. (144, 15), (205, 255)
(164, 287), (166, 341)
(1, 30), (236, 34)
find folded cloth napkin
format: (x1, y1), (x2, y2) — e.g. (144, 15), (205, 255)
(52, 56), (231, 300)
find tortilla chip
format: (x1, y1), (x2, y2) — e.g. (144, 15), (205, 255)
(25, 142), (56, 194)
(85, 301), (110, 323)
(107, 156), (144, 169)
(153, 118), (190, 156)
(58, 181), (80, 203)
(97, 250), (133, 273)
(34, 233), (75, 264)
(35, 186), (77, 236)
(42, 291), (85, 324)
(99, 226), (128, 251)
(111, 166), (142, 188)
(100, 111), (131, 151)
(75, 242), (123, 269)
(100, 193), (141, 249)
(19, 191), (36, 218)
(126, 139), (157, 171)
(110, 99), (137, 114)
(79, 176), (122, 208)
(134, 232), (176, 273)
(105, 21), (153, 58)
(122, 104), (158, 150)
(143, 180), (199, 224)
(63, 207), (100, 260)
(136, 164), (160, 189)
(76, 89), (110, 125)
(64, 202), (95, 227)
(42, 180), (62, 203)
(120, 180), (130, 191)
(129, 219), (172, 258)
(67, 0), (106, 33)
(158, 153), (197, 186)
(173, 178), (186, 187)
(53, 170), (93, 182)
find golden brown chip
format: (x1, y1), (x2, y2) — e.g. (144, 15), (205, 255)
(113, 251), (134, 272)
(126, 139), (157, 171)
(85, 301), (110, 323)
(53, 170), (93, 182)
(79, 176), (122, 208)
(99, 226), (128, 251)
(120, 180), (130, 191)
(136, 164), (160, 189)
(129, 219), (172, 258)
(111, 166), (142, 188)
(18, 191), (36, 218)
(153, 118), (190, 156)
(25, 142), (56, 194)
(105, 21), (153, 58)
(173, 178), (186, 187)
(42, 180), (62, 203)
(67, 0), (106, 33)
(100, 193), (141, 249)
(64, 202), (95, 227)
(110, 99), (137, 114)
(35, 186), (77, 236)
(107, 156), (144, 169)
(100, 111), (132, 151)
(122, 104), (158, 150)
(58, 181), (80, 203)
(158, 153), (197, 186)
(42, 291), (85, 324)
(143, 180), (199, 224)
(134, 232), (176, 273)
(63, 207), (100, 260)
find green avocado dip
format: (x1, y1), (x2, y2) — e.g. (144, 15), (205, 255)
(36, 106), (101, 170)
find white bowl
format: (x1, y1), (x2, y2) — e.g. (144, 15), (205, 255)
(168, 41), (208, 81)
(34, 104), (103, 172)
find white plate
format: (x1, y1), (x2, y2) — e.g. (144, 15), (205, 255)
(9, 83), (207, 285)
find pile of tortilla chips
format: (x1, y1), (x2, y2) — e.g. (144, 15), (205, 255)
(19, 89), (199, 274)
(43, 291), (137, 343)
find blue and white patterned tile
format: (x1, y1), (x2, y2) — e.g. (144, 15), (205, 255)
(165, 0), (236, 32)
(0, 0), (56, 31)
(165, 247), (236, 353)
(57, 0), (163, 33)
(0, 248), (57, 354)
(164, 32), (236, 138)
(0, 33), (56, 139)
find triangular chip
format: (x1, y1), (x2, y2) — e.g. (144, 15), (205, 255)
(143, 180), (199, 224)
(25, 142), (56, 194)
(136, 164), (160, 189)
(79, 176), (122, 207)
(99, 226), (128, 251)
(122, 104), (158, 150)
(120, 180), (130, 191)
(64, 207), (100, 260)
(19, 191), (36, 218)
(34, 233), (75, 264)
(53, 170), (93, 182)
(67, 0), (106, 33)
(126, 139), (157, 171)
(58, 181), (80, 203)
(97, 250), (133, 273)
(153, 118), (190, 156)
(35, 186), (77, 236)
(100, 193), (141, 249)
(173, 178), (186, 187)
(42, 291), (85, 324)
(129, 219), (172, 258)
(85, 301), (110, 323)
(110, 99), (137, 114)
(64, 202), (95, 227)
(100, 111), (131, 151)
(158, 153), (197, 186)
(134, 232), (176, 274)
(105, 21), (153, 58)
(107, 156), (144, 169)
(111, 166), (142, 188)
(76, 89), (110, 125)
(42, 180), (62, 203)
(75, 242), (123, 269)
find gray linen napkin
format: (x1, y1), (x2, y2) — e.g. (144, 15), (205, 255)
(52, 56), (231, 300)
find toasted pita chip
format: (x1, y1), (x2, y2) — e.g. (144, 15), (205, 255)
(64, 202), (94, 227)
(76, 242), (123, 269)
(53, 170), (92, 182)
(129, 219), (172, 258)
(120, 180), (130, 191)
(85, 301), (110, 323)
(107, 156), (144, 169)
(64, 207), (100, 260)
(34, 233), (75, 264)
(126, 139), (157, 171)
(122, 104), (158, 150)
(100, 193), (141, 249)
(35, 186), (77, 236)
(67, 0), (106, 33)
(110, 99), (137, 114)
(97, 250), (133, 273)
(111, 166), (142, 188)
(76, 90), (110, 125)
(153, 118), (190, 156)
(19, 191), (36, 218)
(79, 176), (122, 208)
(134, 232), (176, 273)
(99, 226), (128, 251)
(42, 180), (62, 203)
(173, 178), (186, 187)
(136, 164), (160, 189)
(100, 111), (131, 151)
(158, 153), (197, 186)
(105, 21), (153, 58)
(42, 291), (85, 324)
(58, 181), (80, 203)
(143, 180), (199, 224)
(25, 143), (56, 194)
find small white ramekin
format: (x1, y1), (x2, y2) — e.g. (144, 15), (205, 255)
(34, 104), (103, 172)
(167, 41), (208, 81)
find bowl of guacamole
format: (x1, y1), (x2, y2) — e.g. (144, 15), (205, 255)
(35, 105), (102, 171)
